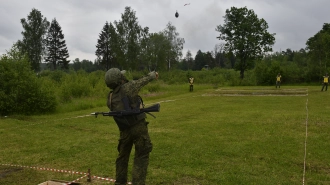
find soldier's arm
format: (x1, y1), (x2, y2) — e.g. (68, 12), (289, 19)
(122, 72), (158, 96)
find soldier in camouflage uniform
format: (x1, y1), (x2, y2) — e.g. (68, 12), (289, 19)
(105, 68), (158, 185)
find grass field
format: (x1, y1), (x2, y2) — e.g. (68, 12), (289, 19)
(1, 85), (330, 185)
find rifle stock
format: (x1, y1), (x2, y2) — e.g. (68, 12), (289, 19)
(91, 103), (160, 118)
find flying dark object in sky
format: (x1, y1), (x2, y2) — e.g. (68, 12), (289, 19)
(175, 3), (190, 18)
(175, 10), (179, 18)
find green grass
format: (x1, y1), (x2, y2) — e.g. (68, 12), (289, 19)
(1, 85), (330, 184)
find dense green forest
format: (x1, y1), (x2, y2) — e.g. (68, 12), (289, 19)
(9, 6), (330, 81)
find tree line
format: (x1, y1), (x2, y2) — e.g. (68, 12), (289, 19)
(4, 6), (330, 83)
(9, 6), (185, 72)
(15, 10), (70, 71)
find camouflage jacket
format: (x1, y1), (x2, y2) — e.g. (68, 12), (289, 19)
(107, 72), (157, 130)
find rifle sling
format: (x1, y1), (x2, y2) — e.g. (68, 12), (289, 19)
(109, 92), (113, 110)
(145, 112), (156, 118)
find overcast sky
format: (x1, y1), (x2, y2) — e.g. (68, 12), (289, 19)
(1, 0), (329, 62)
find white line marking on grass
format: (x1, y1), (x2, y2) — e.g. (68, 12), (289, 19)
(214, 88), (308, 95)
(215, 88), (308, 91)
(202, 94), (308, 97)
(1, 115), (92, 130)
(205, 88), (308, 97)
(302, 91), (309, 185)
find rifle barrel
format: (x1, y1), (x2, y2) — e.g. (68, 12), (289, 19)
(91, 103), (160, 118)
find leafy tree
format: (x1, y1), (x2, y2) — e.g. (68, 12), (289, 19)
(282, 48), (294, 62)
(163, 22), (185, 71)
(267, 51), (285, 63)
(71, 58), (80, 71)
(306, 23), (330, 76)
(185, 50), (194, 70)
(254, 60), (271, 85)
(205, 51), (216, 69)
(16, 8), (50, 72)
(214, 43), (227, 68)
(194, 50), (207, 70)
(114, 6), (147, 70)
(216, 6), (275, 79)
(293, 48), (308, 67)
(45, 18), (70, 70)
(178, 50), (193, 70)
(140, 32), (172, 71)
(178, 58), (188, 70)
(134, 26), (150, 71)
(72, 58), (97, 72)
(139, 31), (152, 70)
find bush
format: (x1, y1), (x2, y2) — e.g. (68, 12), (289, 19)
(144, 82), (161, 93)
(0, 51), (57, 116)
(58, 70), (93, 102)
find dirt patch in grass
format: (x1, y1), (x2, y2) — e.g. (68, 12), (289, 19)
(307, 163), (330, 173)
(0, 167), (23, 179)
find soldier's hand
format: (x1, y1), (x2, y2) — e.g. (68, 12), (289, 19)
(148, 71), (158, 79)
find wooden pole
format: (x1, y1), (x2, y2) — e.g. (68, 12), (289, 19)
(87, 169), (91, 182)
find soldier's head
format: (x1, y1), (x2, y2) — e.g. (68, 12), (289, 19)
(105, 68), (127, 89)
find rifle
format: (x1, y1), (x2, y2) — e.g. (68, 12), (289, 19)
(91, 103), (160, 118)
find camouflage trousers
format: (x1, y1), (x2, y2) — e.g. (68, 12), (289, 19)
(115, 120), (153, 185)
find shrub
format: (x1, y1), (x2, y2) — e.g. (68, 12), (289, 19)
(0, 51), (57, 116)
(144, 82), (161, 93)
(58, 70), (92, 102)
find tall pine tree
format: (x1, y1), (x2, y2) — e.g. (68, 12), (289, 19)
(45, 18), (69, 70)
(96, 21), (117, 70)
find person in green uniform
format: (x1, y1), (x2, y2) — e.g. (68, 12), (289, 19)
(104, 68), (158, 185)
(276, 73), (281, 88)
(321, 73), (329, 91)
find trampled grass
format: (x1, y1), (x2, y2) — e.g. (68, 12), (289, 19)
(1, 85), (330, 184)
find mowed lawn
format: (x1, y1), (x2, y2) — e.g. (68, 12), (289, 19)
(0, 86), (330, 184)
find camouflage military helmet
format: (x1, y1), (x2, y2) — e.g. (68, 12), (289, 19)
(105, 68), (125, 88)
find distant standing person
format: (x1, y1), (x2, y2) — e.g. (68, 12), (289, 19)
(321, 73), (329, 91)
(276, 73), (281, 88)
(189, 76), (194, 92)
